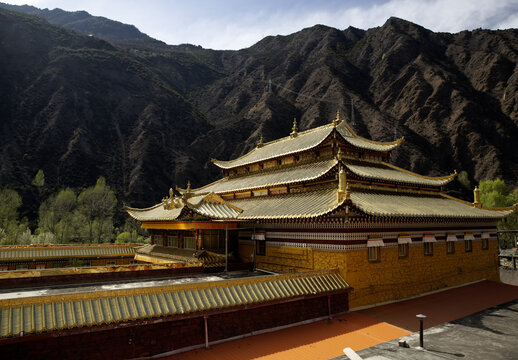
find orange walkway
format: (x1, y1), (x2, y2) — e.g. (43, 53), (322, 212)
(166, 280), (518, 360)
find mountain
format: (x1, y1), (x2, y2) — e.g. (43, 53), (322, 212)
(0, 5), (517, 222)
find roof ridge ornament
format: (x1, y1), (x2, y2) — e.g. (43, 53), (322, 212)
(336, 148), (343, 161)
(333, 110), (340, 127)
(257, 134), (264, 148)
(290, 118), (298, 138)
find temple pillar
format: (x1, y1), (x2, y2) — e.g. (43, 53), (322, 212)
(197, 230), (203, 250)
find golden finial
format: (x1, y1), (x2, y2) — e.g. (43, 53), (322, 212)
(291, 118), (298, 137)
(187, 181), (191, 192)
(333, 110), (340, 127)
(337, 165), (347, 202)
(169, 188), (174, 199)
(336, 148), (343, 161)
(257, 135), (264, 148)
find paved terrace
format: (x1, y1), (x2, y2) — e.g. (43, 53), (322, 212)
(165, 279), (518, 360)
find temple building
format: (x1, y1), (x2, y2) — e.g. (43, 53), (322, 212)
(125, 112), (516, 308)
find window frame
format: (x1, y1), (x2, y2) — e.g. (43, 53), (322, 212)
(398, 243), (409, 258)
(368, 246), (380, 262)
(447, 241), (455, 254)
(424, 242), (434, 256)
(465, 240), (473, 252)
(481, 238), (489, 250)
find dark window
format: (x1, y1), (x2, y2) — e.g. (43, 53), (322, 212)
(398, 243), (408, 258)
(465, 240), (472, 252)
(424, 242), (433, 256)
(482, 238), (489, 250)
(447, 241), (455, 254)
(368, 247), (380, 262)
(256, 240), (265, 256)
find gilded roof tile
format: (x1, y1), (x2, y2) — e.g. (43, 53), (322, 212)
(233, 187), (343, 220)
(0, 270), (349, 338)
(346, 162), (455, 186)
(212, 120), (403, 170)
(193, 159), (338, 194)
(212, 124), (335, 169)
(350, 191), (514, 218)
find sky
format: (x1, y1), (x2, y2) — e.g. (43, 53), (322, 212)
(3, 0), (518, 50)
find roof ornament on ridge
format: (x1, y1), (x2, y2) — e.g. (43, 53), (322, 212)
(257, 134), (264, 148)
(290, 118), (298, 138)
(163, 187), (183, 210)
(332, 110), (341, 127)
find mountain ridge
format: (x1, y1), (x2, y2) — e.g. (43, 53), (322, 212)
(0, 5), (517, 223)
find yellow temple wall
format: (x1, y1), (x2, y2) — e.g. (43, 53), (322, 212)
(250, 241), (499, 308)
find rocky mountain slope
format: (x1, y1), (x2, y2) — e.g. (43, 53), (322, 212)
(0, 6), (517, 220)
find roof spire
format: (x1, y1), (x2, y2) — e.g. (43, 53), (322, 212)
(257, 134), (264, 148)
(291, 118), (298, 137)
(187, 181), (191, 193)
(333, 110), (341, 127)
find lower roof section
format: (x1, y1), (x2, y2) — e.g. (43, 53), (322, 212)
(350, 191), (513, 219)
(0, 269), (349, 339)
(0, 244), (137, 262)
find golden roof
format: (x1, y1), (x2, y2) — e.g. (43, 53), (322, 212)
(125, 192), (242, 221)
(233, 186), (344, 219)
(0, 245), (136, 261)
(0, 270), (349, 338)
(192, 158), (338, 194)
(350, 191), (515, 218)
(212, 120), (402, 169)
(346, 162), (456, 186)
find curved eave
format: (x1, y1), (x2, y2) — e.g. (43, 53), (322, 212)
(381, 162), (457, 185)
(336, 122), (404, 152)
(344, 162), (455, 187)
(211, 124), (335, 169)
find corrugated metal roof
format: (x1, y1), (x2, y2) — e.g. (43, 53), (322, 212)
(0, 270), (349, 338)
(351, 191), (513, 218)
(0, 245), (136, 261)
(192, 159), (338, 194)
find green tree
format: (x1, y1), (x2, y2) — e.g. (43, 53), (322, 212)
(0, 188), (22, 229)
(0, 188), (32, 245)
(32, 169), (45, 188)
(77, 177), (117, 243)
(479, 179), (515, 208)
(478, 179), (518, 248)
(38, 188), (77, 243)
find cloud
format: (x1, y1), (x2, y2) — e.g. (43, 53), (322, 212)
(149, 0), (518, 49)
(1, 0), (517, 49)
